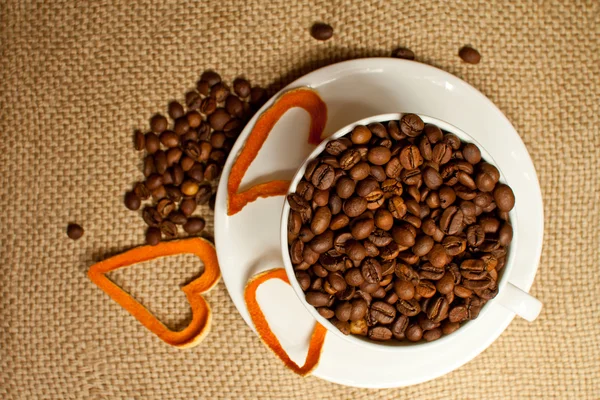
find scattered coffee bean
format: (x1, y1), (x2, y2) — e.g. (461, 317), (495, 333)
(459, 46), (481, 64)
(310, 23), (334, 41)
(145, 227), (162, 245)
(288, 117), (515, 343)
(183, 217), (205, 234)
(124, 191), (141, 211)
(67, 223), (84, 240)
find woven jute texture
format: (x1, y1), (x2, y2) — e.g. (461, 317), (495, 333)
(1, 0), (599, 398)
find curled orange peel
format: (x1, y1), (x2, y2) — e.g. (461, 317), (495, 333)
(244, 268), (327, 376)
(88, 238), (221, 349)
(227, 88), (327, 215)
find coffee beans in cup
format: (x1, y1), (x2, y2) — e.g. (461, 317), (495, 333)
(287, 114), (515, 343)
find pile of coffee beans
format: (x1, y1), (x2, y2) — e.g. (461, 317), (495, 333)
(286, 114), (515, 343)
(125, 70), (267, 245)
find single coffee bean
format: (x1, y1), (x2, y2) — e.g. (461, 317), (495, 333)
(173, 117), (190, 135)
(142, 226), (161, 246)
(306, 292), (332, 307)
(187, 111), (203, 128)
(399, 145), (423, 170)
(351, 218), (375, 240)
(200, 71), (221, 87)
(150, 114), (168, 133)
(396, 298), (421, 317)
(428, 244), (451, 268)
(442, 321), (461, 335)
(416, 280), (436, 298)
(344, 268), (364, 287)
(349, 319), (368, 336)
(370, 301), (396, 324)
(326, 138), (351, 156)
(335, 302), (353, 321)
(349, 299), (368, 321)
(329, 213), (349, 231)
(310, 164), (335, 190)
(367, 146), (392, 165)
(159, 220), (177, 239)
(423, 327), (442, 342)
(66, 223), (84, 240)
(400, 114), (424, 137)
(391, 47), (415, 60)
(368, 326), (392, 341)
(499, 222), (513, 246)
(459, 46), (481, 64)
(405, 323), (423, 341)
(349, 162), (371, 181)
(423, 166), (443, 190)
(439, 205), (464, 235)
(183, 217), (205, 234)
(343, 196), (368, 217)
(310, 22), (334, 41)
(144, 132), (160, 154)
(310, 207), (332, 235)
(159, 131), (179, 148)
(361, 258), (382, 284)
(372, 209), (392, 231)
(494, 183), (515, 212)
(179, 198), (197, 217)
(449, 305), (469, 322)
(388, 196), (407, 219)
(462, 143), (481, 164)
(207, 108), (230, 131)
(335, 177), (355, 199)
(167, 210), (187, 225)
(308, 230), (334, 253)
(124, 190), (141, 211)
(394, 280), (415, 301)
(232, 78), (251, 98)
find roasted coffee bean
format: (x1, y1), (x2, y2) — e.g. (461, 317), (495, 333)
(384, 157), (402, 179)
(340, 149), (362, 170)
(396, 298), (421, 316)
(144, 227), (161, 246)
(400, 114), (424, 137)
(343, 196), (368, 217)
(405, 323), (423, 341)
(335, 302), (353, 321)
(349, 319), (368, 336)
(416, 280), (436, 298)
(442, 235), (466, 256)
(350, 125), (371, 144)
(183, 217), (205, 234)
(428, 244), (451, 268)
(368, 146), (392, 165)
(312, 263), (329, 277)
(459, 46), (481, 64)
(423, 166), (443, 190)
(412, 235), (434, 257)
(351, 218), (375, 240)
(329, 213), (350, 231)
(299, 226), (316, 242)
(439, 206), (464, 235)
(391, 224), (415, 247)
(168, 101), (185, 119)
(168, 211), (187, 225)
(391, 47), (415, 60)
(123, 190), (141, 211)
(150, 114), (168, 133)
(311, 207), (332, 235)
(310, 22), (334, 41)
(442, 321), (460, 335)
(345, 268), (365, 287)
(400, 168), (422, 186)
(195, 184), (212, 205)
(159, 220), (177, 239)
(370, 301), (396, 324)
(418, 262), (445, 280)
(231, 78), (250, 98)
(374, 209), (394, 230)
(467, 224), (485, 247)
(499, 222), (513, 246)
(310, 164), (335, 190)
(369, 165), (386, 182)
(306, 292), (332, 307)
(394, 280), (415, 300)
(368, 326), (392, 341)
(174, 196), (195, 217)
(335, 177), (355, 199)
(494, 183), (515, 212)
(66, 223), (84, 240)
(317, 307), (334, 319)
(388, 196), (407, 219)
(347, 162), (369, 181)
(423, 327), (442, 342)
(449, 305), (468, 322)
(356, 178), (379, 198)
(361, 258), (382, 284)
(436, 271), (456, 295)
(369, 229), (393, 247)
(328, 272), (347, 292)
(310, 277), (323, 291)
(309, 230), (334, 253)
(173, 117), (190, 135)
(399, 145), (423, 170)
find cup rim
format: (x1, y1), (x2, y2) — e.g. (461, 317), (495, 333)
(280, 112), (518, 352)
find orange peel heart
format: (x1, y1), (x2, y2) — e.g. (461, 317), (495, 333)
(227, 87), (327, 216)
(244, 268), (327, 376)
(88, 237), (221, 349)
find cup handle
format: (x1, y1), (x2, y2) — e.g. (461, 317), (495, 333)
(495, 282), (542, 322)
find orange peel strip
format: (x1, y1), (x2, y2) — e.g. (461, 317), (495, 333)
(228, 88), (327, 216)
(244, 268), (327, 376)
(88, 237), (221, 349)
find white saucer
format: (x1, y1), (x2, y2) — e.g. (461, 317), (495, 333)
(214, 58), (543, 388)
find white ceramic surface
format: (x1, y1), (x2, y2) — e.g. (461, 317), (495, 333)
(214, 58), (544, 388)
(280, 113), (543, 352)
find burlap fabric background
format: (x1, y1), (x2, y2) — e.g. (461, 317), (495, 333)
(1, 0), (599, 398)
